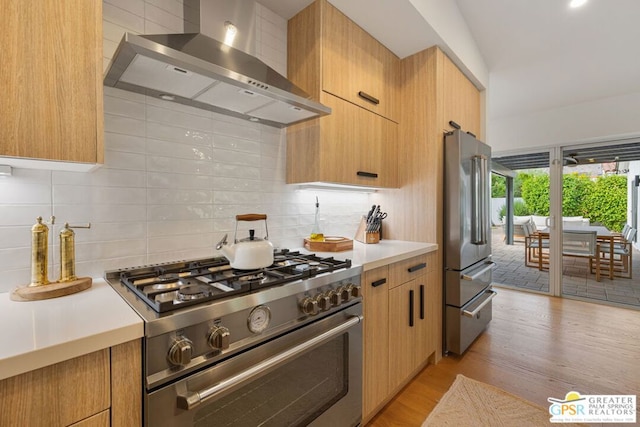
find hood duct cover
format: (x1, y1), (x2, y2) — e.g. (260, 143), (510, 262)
(103, 5), (330, 128)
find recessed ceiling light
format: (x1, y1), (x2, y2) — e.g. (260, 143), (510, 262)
(569, 0), (588, 8)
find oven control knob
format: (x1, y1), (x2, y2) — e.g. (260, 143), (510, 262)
(167, 338), (193, 366)
(300, 297), (318, 316)
(315, 293), (331, 311)
(350, 283), (361, 298)
(339, 286), (352, 302)
(207, 326), (230, 351)
(328, 290), (341, 306)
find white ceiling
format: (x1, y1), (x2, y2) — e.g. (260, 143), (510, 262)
(258, 0), (640, 124)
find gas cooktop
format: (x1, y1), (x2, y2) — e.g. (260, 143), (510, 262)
(111, 249), (352, 313)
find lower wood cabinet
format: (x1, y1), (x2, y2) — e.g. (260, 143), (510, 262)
(0, 339), (141, 427)
(362, 265), (390, 418)
(362, 252), (437, 422)
(388, 276), (436, 391)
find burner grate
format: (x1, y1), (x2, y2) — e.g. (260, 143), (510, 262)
(115, 250), (352, 313)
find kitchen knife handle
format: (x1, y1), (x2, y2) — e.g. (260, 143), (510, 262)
(419, 284), (424, 320)
(358, 91), (380, 105)
(357, 171), (379, 178)
(409, 290), (414, 327)
(371, 278), (386, 287)
(408, 263), (426, 273)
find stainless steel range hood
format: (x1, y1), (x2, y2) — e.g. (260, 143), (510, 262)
(103, 1), (330, 128)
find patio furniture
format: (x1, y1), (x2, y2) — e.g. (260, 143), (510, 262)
(596, 227), (636, 279)
(523, 222), (549, 270)
(562, 230), (601, 282)
(526, 227), (602, 281)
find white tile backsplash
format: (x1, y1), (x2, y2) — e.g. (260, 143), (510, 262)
(0, 1), (372, 292)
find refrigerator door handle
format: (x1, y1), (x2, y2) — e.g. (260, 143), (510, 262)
(471, 154), (489, 245)
(461, 261), (496, 281)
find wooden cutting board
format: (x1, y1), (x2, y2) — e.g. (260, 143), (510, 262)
(304, 236), (353, 252)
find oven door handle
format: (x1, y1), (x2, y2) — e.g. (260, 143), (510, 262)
(176, 314), (363, 411)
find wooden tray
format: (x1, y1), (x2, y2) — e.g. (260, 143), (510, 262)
(304, 236), (353, 252)
(10, 277), (92, 301)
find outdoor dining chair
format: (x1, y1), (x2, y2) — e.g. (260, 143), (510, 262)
(597, 227), (636, 279)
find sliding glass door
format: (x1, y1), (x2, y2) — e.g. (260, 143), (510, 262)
(493, 142), (640, 309)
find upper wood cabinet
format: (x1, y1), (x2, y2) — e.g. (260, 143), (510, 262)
(287, 0), (399, 188)
(442, 54), (481, 136)
(320, 1), (399, 122)
(287, 92), (397, 187)
(0, 0), (104, 168)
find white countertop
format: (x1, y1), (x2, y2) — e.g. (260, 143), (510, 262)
(0, 279), (143, 380)
(301, 239), (438, 271)
(0, 240), (435, 381)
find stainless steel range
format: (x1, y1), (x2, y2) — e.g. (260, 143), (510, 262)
(105, 249), (363, 427)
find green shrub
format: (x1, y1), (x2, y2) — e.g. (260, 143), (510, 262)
(498, 200), (531, 222)
(562, 173), (593, 216)
(521, 174), (549, 215)
(583, 175), (627, 232)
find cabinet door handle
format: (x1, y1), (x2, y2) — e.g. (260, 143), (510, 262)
(409, 289), (414, 327)
(357, 171), (379, 178)
(371, 278), (386, 287)
(449, 120), (461, 129)
(408, 263), (426, 273)
(358, 91), (380, 105)
(420, 284), (425, 320)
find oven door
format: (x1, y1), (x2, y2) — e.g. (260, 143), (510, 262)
(146, 303), (363, 427)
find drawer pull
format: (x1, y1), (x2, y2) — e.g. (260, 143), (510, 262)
(357, 171), (379, 178)
(449, 120), (461, 129)
(408, 263), (426, 273)
(358, 91), (380, 105)
(371, 278), (386, 287)
(409, 289), (414, 327)
(420, 284), (425, 320)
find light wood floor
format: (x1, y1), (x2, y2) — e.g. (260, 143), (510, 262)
(367, 286), (640, 426)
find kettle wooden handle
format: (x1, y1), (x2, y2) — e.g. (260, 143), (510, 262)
(236, 214), (267, 221)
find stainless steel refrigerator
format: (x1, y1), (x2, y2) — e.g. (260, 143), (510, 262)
(444, 129), (497, 355)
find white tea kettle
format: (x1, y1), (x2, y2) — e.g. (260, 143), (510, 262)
(216, 214), (274, 270)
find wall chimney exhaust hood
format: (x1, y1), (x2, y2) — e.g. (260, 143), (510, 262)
(103, 1), (330, 128)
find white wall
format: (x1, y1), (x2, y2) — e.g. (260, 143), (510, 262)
(0, 0), (371, 292)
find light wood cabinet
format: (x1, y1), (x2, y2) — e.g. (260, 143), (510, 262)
(0, 340), (141, 427)
(362, 265), (390, 419)
(69, 411), (110, 427)
(287, 92), (397, 187)
(362, 252), (437, 423)
(320, 0), (399, 121)
(388, 254), (436, 391)
(286, 0), (398, 188)
(442, 54), (481, 136)
(0, 0), (104, 167)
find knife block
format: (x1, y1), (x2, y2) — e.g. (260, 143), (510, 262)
(354, 217), (380, 244)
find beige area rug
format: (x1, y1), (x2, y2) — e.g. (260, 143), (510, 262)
(422, 375), (584, 426)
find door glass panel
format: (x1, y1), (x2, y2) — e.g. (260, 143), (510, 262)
(560, 149), (640, 308)
(491, 151), (551, 293)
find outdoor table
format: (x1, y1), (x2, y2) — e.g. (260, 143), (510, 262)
(539, 225), (614, 279)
